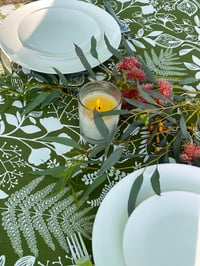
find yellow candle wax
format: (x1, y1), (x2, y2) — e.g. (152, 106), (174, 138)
(83, 92), (117, 112)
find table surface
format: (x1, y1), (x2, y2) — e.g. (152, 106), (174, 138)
(0, 0), (200, 265)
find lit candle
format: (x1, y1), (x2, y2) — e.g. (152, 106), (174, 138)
(78, 81), (121, 144)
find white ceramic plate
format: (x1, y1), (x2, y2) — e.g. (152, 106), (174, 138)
(0, 0), (121, 73)
(123, 191), (200, 266)
(92, 163), (200, 266)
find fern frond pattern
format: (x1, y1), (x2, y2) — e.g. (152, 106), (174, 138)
(144, 48), (187, 77)
(1, 176), (94, 257)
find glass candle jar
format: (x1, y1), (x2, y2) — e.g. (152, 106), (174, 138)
(78, 81), (121, 144)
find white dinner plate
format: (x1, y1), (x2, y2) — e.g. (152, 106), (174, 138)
(92, 163), (200, 266)
(0, 0), (121, 74)
(123, 191), (200, 266)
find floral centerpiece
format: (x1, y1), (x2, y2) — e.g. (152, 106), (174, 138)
(1, 36), (200, 213)
(112, 55), (200, 165)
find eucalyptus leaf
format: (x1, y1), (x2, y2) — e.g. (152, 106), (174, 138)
(104, 34), (122, 60)
(104, 126), (119, 155)
(121, 120), (139, 140)
(96, 109), (130, 117)
(74, 43), (96, 80)
(81, 173), (108, 201)
(40, 90), (61, 109)
(147, 89), (172, 104)
(125, 98), (156, 109)
(53, 67), (69, 87)
(173, 133), (182, 162)
(31, 166), (66, 177)
(150, 167), (161, 195)
(90, 36), (99, 60)
(180, 115), (189, 139)
(65, 148), (85, 158)
(122, 36), (135, 56)
(51, 176), (68, 195)
(94, 110), (110, 139)
(41, 136), (82, 149)
(127, 173), (143, 216)
(22, 92), (49, 115)
(33, 163), (82, 197)
(178, 77), (196, 85)
(137, 83), (155, 105)
(98, 147), (123, 176)
(88, 145), (106, 159)
(30, 72), (58, 84)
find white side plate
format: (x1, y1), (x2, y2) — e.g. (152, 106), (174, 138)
(92, 163), (200, 266)
(123, 191), (200, 266)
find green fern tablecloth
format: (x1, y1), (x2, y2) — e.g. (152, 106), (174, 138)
(0, 0), (200, 265)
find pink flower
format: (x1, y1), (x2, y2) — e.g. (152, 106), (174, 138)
(126, 68), (146, 82)
(142, 83), (154, 90)
(116, 56), (141, 71)
(180, 143), (200, 163)
(156, 79), (173, 105)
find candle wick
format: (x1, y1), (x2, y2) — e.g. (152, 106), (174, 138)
(96, 98), (101, 111)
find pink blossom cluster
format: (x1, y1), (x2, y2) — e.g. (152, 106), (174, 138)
(180, 143), (200, 164)
(115, 56), (173, 105)
(116, 56), (145, 82)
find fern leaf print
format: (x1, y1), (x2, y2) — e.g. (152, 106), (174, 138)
(1, 177), (94, 257)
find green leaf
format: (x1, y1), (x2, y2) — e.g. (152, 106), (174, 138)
(122, 36), (135, 56)
(81, 173), (108, 201)
(52, 164), (81, 193)
(173, 133), (182, 162)
(147, 89), (172, 104)
(51, 176), (68, 195)
(98, 147), (123, 175)
(178, 77), (196, 85)
(65, 148), (85, 158)
(125, 98), (156, 109)
(90, 36), (99, 60)
(31, 166), (66, 177)
(53, 67), (69, 87)
(41, 136), (82, 149)
(180, 115), (188, 139)
(94, 110), (110, 139)
(96, 109), (130, 117)
(150, 167), (161, 195)
(30, 72), (58, 84)
(74, 43), (96, 80)
(127, 173), (144, 216)
(40, 90), (61, 109)
(22, 92), (49, 115)
(137, 83), (156, 105)
(104, 34), (122, 60)
(121, 120), (139, 140)
(88, 145), (105, 159)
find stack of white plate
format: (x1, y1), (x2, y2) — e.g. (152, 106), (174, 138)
(92, 163), (200, 266)
(0, 0), (121, 74)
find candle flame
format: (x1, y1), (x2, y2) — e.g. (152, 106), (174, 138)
(96, 98), (102, 111)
